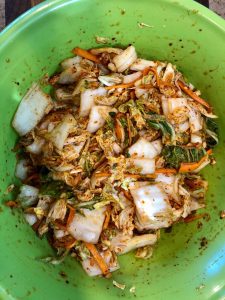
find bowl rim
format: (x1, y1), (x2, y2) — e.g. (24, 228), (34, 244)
(0, 0), (225, 46)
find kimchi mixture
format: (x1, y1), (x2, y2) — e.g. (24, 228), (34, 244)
(11, 45), (218, 277)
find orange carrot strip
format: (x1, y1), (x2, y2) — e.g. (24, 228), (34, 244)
(206, 149), (213, 155)
(179, 162), (201, 173)
(138, 67), (160, 88)
(95, 172), (111, 178)
(184, 213), (208, 223)
(130, 90), (136, 99)
(67, 205), (75, 228)
(179, 151), (212, 173)
(115, 120), (124, 142)
(155, 168), (177, 174)
(85, 243), (109, 275)
(72, 47), (100, 63)
(103, 208), (111, 230)
(124, 173), (156, 179)
(178, 80), (211, 110)
(65, 238), (77, 249)
(149, 67), (160, 86)
(126, 113), (132, 145)
(53, 220), (67, 231)
(122, 189), (133, 201)
(138, 84), (153, 89)
(142, 67), (152, 76)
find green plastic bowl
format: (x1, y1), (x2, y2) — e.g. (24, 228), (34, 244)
(1, 0), (225, 299)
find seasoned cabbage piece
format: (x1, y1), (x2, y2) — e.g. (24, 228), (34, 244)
(80, 87), (107, 117)
(87, 106), (116, 133)
(113, 46), (137, 72)
(47, 114), (76, 150)
(130, 184), (173, 230)
(128, 138), (159, 159)
(131, 158), (155, 174)
(68, 207), (106, 244)
(111, 233), (157, 254)
(12, 84), (53, 136)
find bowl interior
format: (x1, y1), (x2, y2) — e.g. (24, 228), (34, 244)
(0, 0), (225, 299)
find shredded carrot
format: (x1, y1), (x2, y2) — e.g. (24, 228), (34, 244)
(85, 242), (109, 275)
(179, 150), (212, 173)
(184, 213), (209, 223)
(4, 200), (18, 208)
(126, 113), (132, 145)
(155, 168), (177, 174)
(148, 67), (160, 86)
(53, 220), (67, 231)
(67, 205), (75, 228)
(95, 161), (216, 176)
(95, 172), (111, 178)
(64, 238), (76, 249)
(93, 157), (107, 170)
(115, 120), (124, 142)
(179, 161), (201, 173)
(122, 189), (133, 201)
(142, 66), (152, 76)
(138, 84), (153, 89)
(103, 208), (111, 230)
(72, 47), (100, 63)
(124, 173), (156, 179)
(129, 90), (136, 99)
(178, 80), (211, 110)
(206, 149), (213, 156)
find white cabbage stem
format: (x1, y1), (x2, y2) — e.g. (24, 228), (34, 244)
(128, 137), (159, 159)
(80, 87), (107, 117)
(12, 83), (53, 136)
(113, 46), (137, 72)
(130, 58), (156, 71)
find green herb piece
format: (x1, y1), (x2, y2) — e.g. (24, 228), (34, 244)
(162, 146), (206, 169)
(75, 196), (103, 210)
(118, 100), (135, 113)
(109, 111), (116, 118)
(124, 150), (131, 158)
(120, 117), (127, 128)
(39, 180), (71, 198)
(205, 117), (219, 147)
(136, 100), (145, 114)
(84, 156), (93, 177)
(105, 117), (114, 130)
(146, 115), (175, 142)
